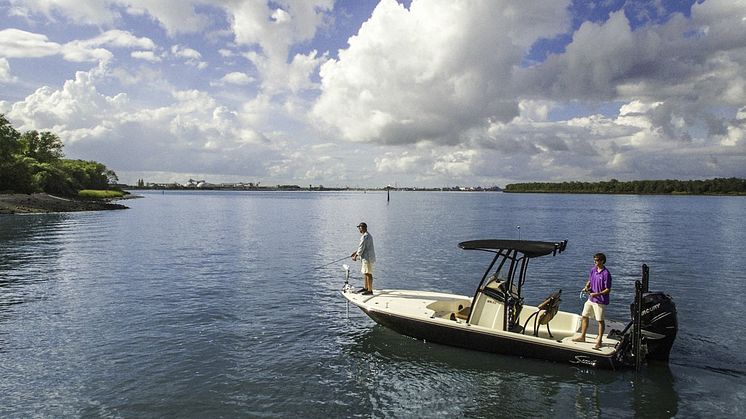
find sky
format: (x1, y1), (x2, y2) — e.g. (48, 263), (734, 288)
(1, 0), (745, 188)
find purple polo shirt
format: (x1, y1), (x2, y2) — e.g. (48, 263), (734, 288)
(588, 266), (611, 305)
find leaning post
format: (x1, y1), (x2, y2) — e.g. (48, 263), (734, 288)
(633, 277), (644, 371)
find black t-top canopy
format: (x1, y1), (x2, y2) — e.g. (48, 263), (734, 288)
(458, 239), (567, 258)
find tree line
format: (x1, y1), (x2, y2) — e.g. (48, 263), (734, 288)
(504, 178), (746, 195)
(0, 114), (118, 196)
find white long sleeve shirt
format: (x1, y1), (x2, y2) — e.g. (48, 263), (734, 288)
(357, 232), (376, 263)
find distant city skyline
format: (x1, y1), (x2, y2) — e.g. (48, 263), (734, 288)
(132, 176), (499, 190)
(1, 0), (744, 187)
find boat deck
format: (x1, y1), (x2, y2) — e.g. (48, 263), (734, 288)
(343, 289), (621, 356)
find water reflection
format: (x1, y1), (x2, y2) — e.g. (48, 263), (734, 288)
(1, 192), (740, 416)
(0, 213), (70, 268)
(0, 214), (71, 315)
(342, 323), (679, 417)
(632, 364), (678, 417)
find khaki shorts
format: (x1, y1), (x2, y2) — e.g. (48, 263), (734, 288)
(582, 300), (606, 321)
(361, 260), (374, 274)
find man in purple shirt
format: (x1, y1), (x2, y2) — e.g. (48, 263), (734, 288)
(572, 253), (612, 349)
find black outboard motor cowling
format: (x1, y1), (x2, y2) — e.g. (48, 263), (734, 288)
(610, 266), (678, 368)
(636, 291), (678, 361)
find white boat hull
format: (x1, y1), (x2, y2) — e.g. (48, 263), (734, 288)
(342, 288), (626, 369)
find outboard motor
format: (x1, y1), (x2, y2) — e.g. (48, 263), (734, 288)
(637, 291), (678, 361)
(611, 265), (678, 369)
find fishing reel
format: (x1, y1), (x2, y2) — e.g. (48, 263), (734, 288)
(579, 288), (589, 300)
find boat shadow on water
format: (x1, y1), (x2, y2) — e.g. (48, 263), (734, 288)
(343, 323), (679, 416)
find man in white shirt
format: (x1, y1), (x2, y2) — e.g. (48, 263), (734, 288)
(351, 222), (376, 295)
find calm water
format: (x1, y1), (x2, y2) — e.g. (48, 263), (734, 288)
(1, 190), (744, 417)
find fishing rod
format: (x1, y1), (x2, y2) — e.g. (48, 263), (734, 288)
(300, 255), (351, 274)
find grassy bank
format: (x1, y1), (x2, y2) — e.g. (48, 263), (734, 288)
(78, 189), (125, 199)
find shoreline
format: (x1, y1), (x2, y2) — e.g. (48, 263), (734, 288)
(0, 193), (129, 214)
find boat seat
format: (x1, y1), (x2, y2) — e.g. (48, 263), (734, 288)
(454, 304), (471, 320)
(523, 289), (562, 337)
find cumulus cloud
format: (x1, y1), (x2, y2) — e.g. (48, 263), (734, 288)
(218, 48), (236, 58)
(228, 0), (333, 51)
(8, 71), (128, 135)
(86, 29), (156, 50)
(131, 50), (161, 62)
(432, 150), (479, 177)
(312, 0), (571, 145)
(518, 0), (746, 146)
(170, 44), (201, 60)
(246, 49), (323, 94)
(2, 0), (745, 186)
(0, 58), (17, 83)
(170, 44), (207, 69)
(5, 67), (279, 181)
(60, 43), (113, 63)
(227, 0), (333, 95)
(212, 72), (254, 87)
(375, 151), (426, 174)
(308, 0), (745, 183)
(520, 6), (746, 105)
(0, 28), (155, 65)
(374, 148), (485, 183)
(0, 28), (61, 58)
(267, 151), (349, 183)
(471, 94), (746, 182)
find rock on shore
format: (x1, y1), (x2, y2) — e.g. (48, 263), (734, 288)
(0, 193), (128, 214)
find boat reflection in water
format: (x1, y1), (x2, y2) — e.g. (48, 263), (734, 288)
(343, 319), (679, 416)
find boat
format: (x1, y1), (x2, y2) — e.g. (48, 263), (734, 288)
(341, 239), (677, 369)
